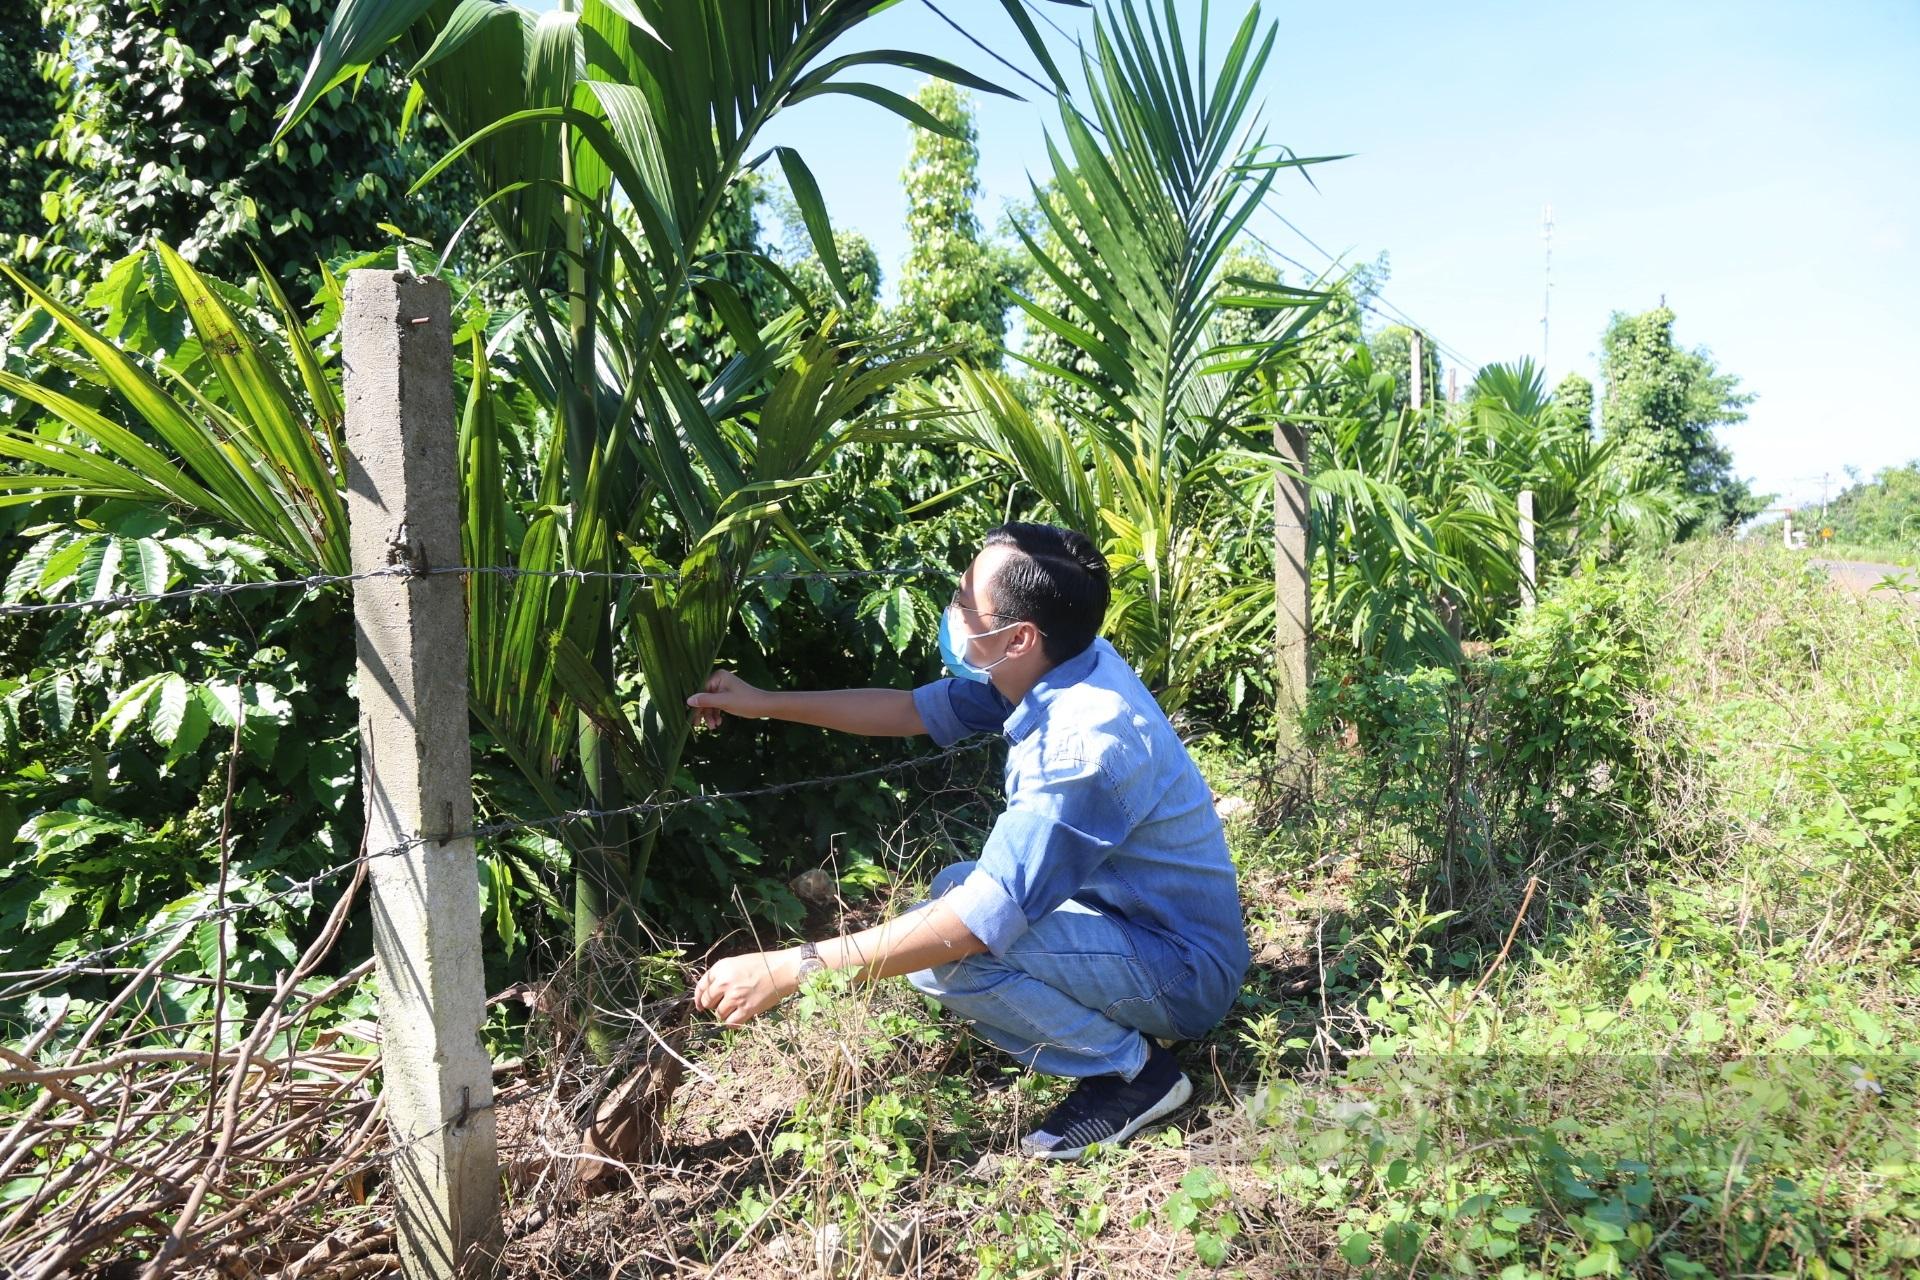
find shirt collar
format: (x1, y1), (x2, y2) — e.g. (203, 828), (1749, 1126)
(1002, 638), (1106, 743)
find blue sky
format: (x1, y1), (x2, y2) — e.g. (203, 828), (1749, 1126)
(541, 1), (1920, 512)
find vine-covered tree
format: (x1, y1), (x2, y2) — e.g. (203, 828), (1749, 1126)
(1368, 323), (1445, 416)
(1210, 246), (1288, 350)
(768, 180), (883, 328)
(1553, 372), (1595, 433)
(1599, 305), (1758, 535)
(0, 5), (58, 255)
(34, 0), (469, 291)
(795, 230), (883, 322)
(891, 80), (1008, 367)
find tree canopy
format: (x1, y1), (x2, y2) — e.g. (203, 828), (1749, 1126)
(891, 80), (1010, 369)
(1553, 372), (1595, 434)
(33, 0), (468, 291)
(1822, 462), (1920, 551)
(1599, 304), (1759, 535)
(0, 5), (58, 256)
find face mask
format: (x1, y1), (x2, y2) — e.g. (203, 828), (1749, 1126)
(938, 605), (1019, 684)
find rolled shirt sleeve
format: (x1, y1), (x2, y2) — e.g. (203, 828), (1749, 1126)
(941, 746), (1137, 956)
(912, 677), (1013, 747)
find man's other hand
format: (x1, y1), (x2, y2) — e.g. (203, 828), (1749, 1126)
(692, 949), (798, 1026)
(687, 669), (766, 729)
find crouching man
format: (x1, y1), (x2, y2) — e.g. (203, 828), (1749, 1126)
(689, 523), (1249, 1158)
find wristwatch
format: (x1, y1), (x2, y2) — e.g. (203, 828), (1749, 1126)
(794, 940), (828, 983)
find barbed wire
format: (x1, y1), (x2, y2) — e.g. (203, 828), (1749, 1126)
(0, 566), (417, 617)
(0, 736), (1001, 1002)
(0, 551), (985, 1000)
(0, 561), (952, 619)
(434, 564), (946, 586)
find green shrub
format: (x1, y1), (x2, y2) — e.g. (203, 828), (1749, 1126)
(1308, 563), (1659, 942)
(1486, 567), (1656, 846)
(1785, 705), (1920, 933)
(1253, 540), (1920, 1280)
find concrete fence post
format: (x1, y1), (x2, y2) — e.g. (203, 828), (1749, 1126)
(1273, 421), (1311, 781)
(344, 270), (501, 1279)
(1518, 488), (1537, 612)
(1409, 330), (1424, 412)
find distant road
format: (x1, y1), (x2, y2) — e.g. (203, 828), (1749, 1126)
(1811, 559), (1919, 602)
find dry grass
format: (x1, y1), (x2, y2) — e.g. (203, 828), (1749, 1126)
(386, 801), (1357, 1280)
(488, 928), (1355, 1279)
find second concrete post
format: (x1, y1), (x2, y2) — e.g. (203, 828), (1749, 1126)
(1518, 488), (1536, 612)
(1274, 421), (1311, 782)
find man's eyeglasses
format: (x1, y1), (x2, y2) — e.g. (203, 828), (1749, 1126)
(948, 590), (1021, 622)
(948, 590), (1047, 635)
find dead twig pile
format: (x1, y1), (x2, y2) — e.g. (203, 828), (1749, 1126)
(0, 863), (390, 1280)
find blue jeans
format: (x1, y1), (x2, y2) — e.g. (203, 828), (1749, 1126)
(904, 861), (1189, 1081)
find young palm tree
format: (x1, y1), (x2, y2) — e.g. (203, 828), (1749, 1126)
(0, 247), (350, 575)
(1465, 359), (1689, 600)
(278, 2), (1024, 1003)
(933, 0), (1330, 710)
(1292, 351), (1688, 668)
(1271, 334), (1505, 668)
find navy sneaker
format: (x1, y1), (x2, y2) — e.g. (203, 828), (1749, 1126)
(1019, 1042), (1193, 1159)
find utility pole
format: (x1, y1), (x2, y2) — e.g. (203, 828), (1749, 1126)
(1819, 472), (1831, 525)
(1448, 366), (1458, 404)
(1409, 330), (1425, 413)
(1540, 202), (1554, 366)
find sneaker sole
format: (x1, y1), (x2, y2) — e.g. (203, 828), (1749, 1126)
(1025, 1072), (1194, 1161)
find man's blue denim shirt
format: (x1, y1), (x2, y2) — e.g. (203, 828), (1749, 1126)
(913, 638), (1250, 1039)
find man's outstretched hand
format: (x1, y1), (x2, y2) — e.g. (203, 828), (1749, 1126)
(693, 949), (799, 1027)
(687, 669), (767, 730)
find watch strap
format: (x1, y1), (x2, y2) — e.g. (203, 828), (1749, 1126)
(795, 940), (827, 980)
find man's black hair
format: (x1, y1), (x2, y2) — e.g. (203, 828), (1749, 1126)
(981, 523), (1110, 664)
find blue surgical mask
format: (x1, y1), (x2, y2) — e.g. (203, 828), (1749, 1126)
(938, 606), (1018, 684)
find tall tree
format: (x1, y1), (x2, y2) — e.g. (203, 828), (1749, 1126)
(891, 80), (1008, 368)
(34, 0), (469, 291)
(1599, 305), (1758, 535)
(0, 5), (58, 256)
(1553, 372), (1595, 433)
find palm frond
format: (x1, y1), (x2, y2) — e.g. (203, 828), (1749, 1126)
(0, 255), (347, 573)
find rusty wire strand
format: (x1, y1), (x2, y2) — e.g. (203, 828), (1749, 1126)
(0, 738), (998, 1000)
(0, 561), (951, 618)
